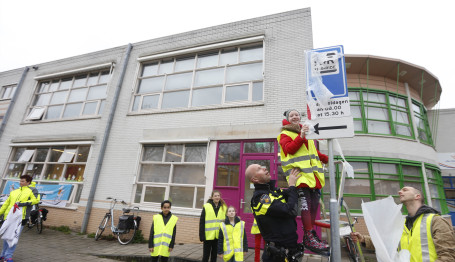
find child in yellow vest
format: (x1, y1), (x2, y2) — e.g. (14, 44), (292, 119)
(149, 200), (178, 262)
(217, 206), (248, 262)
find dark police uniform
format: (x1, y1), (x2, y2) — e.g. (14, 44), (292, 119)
(250, 180), (299, 262)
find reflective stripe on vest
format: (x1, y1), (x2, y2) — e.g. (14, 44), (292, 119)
(220, 221), (245, 262)
(400, 213), (437, 262)
(204, 203), (226, 240)
(251, 218), (260, 234)
(251, 194), (286, 216)
(151, 214), (178, 257)
(277, 130), (325, 188)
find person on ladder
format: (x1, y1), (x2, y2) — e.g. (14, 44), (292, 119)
(277, 109), (329, 255)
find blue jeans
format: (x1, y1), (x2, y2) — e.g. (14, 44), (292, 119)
(1, 226), (23, 259)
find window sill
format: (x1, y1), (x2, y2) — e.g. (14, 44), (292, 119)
(127, 101), (265, 116)
(41, 204), (79, 210)
(21, 115), (102, 124)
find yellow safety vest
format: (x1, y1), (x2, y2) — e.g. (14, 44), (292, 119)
(251, 218), (260, 234)
(151, 214), (178, 257)
(220, 221), (245, 262)
(400, 213), (437, 262)
(204, 203), (226, 240)
(251, 194), (286, 216)
(277, 130), (324, 188)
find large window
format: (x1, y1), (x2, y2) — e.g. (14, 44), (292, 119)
(132, 43), (263, 112)
(1, 85), (17, 100)
(322, 158), (447, 214)
(349, 89), (414, 138)
(26, 70), (111, 121)
(1, 145), (90, 205)
(412, 101), (433, 145)
(134, 143), (207, 209)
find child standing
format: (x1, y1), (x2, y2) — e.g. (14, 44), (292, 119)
(217, 206), (248, 262)
(278, 109), (329, 254)
(149, 200), (178, 262)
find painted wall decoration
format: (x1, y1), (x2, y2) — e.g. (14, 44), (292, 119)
(1, 181), (73, 207)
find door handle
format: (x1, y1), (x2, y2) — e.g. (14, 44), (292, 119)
(240, 198), (246, 209)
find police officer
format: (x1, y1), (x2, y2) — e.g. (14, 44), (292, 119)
(245, 164), (302, 262)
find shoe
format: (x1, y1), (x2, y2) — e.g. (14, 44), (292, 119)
(311, 229), (329, 246)
(303, 230), (330, 254)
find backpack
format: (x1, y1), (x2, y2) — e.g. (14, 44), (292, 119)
(118, 215), (140, 230)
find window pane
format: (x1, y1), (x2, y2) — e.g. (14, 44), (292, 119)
(49, 80), (59, 92)
(13, 148), (26, 161)
(63, 103), (83, 118)
(192, 86), (222, 107)
(99, 71), (110, 84)
(45, 105), (63, 119)
(372, 163), (397, 174)
(351, 162), (369, 173)
(18, 149), (34, 162)
(412, 103), (421, 114)
(45, 164), (64, 180)
(341, 196), (366, 210)
(158, 60), (174, 75)
(161, 91), (189, 109)
(344, 179), (371, 194)
(82, 101), (98, 115)
(184, 144), (207, 162)
(58, 149), (77, 163)
(59, 78), (72, 90)
(134, 184), (143, 203)
(76, 146), (90, 162)
(34, 94), (51, 106)
(354, 120), (363, 131)
(365, 107), (388, 120)
(165, 72), (192, 90)
(87, 85), (107, 100)
(196, 188), (205, 208)
(389, 96), (406, 107)
(49, 147), (65, 162)
(139, 164), (170, 182)
(402, 165), (420, 176)
(197, 53), (219, 68)
(25, 164), (44, 180)
(142, 95), (159, 109)
(6, 163), (25, 178)
(252, 82), (263, 101)
(244, 142), (273, 153)
(39, 82), (50, 93)
(391, 110), (409, 124)
(138, 77), (164, 94)
(50, 91), (68, 105)
(431, 199), (441, 212)
(365, 93), (386, 103)
(349, 91), (360, 101)
(142, 63), (159, 77)
(173, 165), (205, 184)
(374, 180), (401, 195)
(194, 68), (224, 87)
(144, 187), (166, 203)
(73, 75), (87, 88)
(68, 88), (88, 102)
(239, 45), (263, 62)
(418, 129), (428, 141)
(395, 124), (412, 137)
(169, 186), (194, 208)
(218, 143), (240, 163)
(216, 165), (239, 186)
(64, 164), (85, 181)
(351, 105), (362, 118)
(220, 48), (237, 66)
(87, 73), (98, 86)
(368, 120), (391, 134)
(226, 63), (262, 83)
(99, 100), (105, 114)
(175, 57), (195, 72)
(143, 145), (164, 161)
(165, 144), (183, 162)
(35, 148), (49, 162)
(226, 84), (248, 102)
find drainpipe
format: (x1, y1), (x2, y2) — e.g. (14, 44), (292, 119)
(0, 67), (29, 140)
(81, 44), (133, 233)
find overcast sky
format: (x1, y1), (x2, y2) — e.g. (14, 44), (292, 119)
(1, 0), (453, 109)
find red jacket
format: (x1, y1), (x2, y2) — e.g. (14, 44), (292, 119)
(279, 119), (328, 189)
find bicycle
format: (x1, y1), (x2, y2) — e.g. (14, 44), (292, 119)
(26, 193), (48, 234)
(95, 197), (140, 245)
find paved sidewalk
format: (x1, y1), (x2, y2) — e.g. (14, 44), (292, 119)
(13, 228), (377, 261)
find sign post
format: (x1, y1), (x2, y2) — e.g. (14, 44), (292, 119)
(305, 45), (354, 262)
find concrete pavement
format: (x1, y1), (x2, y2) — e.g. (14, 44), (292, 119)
(13, 227), (377, 261)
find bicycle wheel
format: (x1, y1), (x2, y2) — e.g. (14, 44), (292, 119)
(95, 215), (109, 241)
(117, 220), (137, 245)
(345, 237), (359, 262)
(36, 212), (43, 234)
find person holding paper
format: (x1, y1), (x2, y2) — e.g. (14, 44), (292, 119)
(351, 186), (455, 262)
(277, 109), (329, 254)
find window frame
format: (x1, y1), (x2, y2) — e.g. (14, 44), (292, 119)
(411, 100), (434, 145)
(0, 84), (17, 100)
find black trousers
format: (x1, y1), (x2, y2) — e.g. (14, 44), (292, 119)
(151, 256), (169, 262)
(202, 239), (218, 262)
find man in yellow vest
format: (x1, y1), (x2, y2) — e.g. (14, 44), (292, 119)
(351, 186), (455, 262)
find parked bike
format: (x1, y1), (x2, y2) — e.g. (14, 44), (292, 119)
(95, 197), (141, 245)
